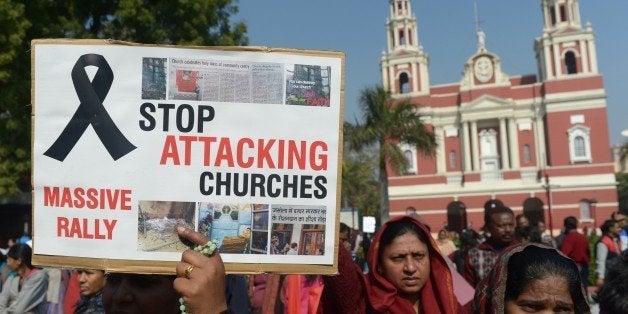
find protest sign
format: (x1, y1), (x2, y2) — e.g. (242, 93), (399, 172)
(31, 39), (344, 274)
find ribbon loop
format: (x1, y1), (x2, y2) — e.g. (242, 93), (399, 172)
(44, 54), (136, 161)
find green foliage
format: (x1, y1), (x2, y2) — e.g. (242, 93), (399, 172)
(344, 86), (436, 222)
(341, 146), (380, 219)
(588, 232), (600, 285)
(0, 0), (248, 197)
(617, 173), (628, 213)
(0, 0), (31, 196)
(58, 0), (248, 46)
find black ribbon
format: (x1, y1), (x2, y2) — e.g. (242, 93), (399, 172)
(44, 54), (136, 161)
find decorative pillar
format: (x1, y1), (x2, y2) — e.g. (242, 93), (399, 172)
(388, 65), (396, 94)
(589, 39), (599, 73)
(553, 43), (561, 77)
(499, 118), (510, 170)
(579, 39), (589, 73)
(508, 118), (520, 168)
(543, 44), (553, 79)
(535, 117), (548, 167)
(471, 121), (479, 171)
(394, 26), (400, 51)
(381, 64), (389, 92)
(435, 127), (445, 173)
(411, 62), (419, 92)
(463, 122), (472, 172)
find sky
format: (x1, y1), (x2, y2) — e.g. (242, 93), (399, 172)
(237, 1), (627, 145)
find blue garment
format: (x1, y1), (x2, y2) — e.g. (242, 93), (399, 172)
(17, 235), (32, 244)
(619, 228), (627, 252)
(225, 275), (251, 314)
(578, 265), (589, 292)
(74, 292), (105, 314)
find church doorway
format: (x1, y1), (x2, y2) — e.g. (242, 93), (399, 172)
(446, 201), (467, 233)
(522, 197), (545, 226)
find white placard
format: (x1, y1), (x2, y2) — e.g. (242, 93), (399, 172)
(363, 216), (377, 233)
(31, 40), (344, 273)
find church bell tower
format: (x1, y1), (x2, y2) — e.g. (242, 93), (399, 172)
(380, 0), (430, 96)
(535, 0), (599, 81)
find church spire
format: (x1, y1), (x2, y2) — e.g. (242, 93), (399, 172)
(474, 0), (486, 52)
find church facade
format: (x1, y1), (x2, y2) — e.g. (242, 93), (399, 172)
(382, 0), (617, 234)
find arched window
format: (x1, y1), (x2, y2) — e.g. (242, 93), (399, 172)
(399, 30), (406, 45)
(404, 149), (413, 164)
(579, 200), (591, 220)
(399, 143), (417, 174)
(574, 136), (586, 157)
(399, 72), (410, 94)
(565, 51), (577, 74)
(568, 125), (591, 163)
(550, 7), (557, 25)
(559, 4), (567, 22)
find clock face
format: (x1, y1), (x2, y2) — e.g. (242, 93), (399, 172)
(474, 56), (494, 83)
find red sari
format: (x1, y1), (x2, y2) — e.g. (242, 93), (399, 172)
(321, 216), (458, 313)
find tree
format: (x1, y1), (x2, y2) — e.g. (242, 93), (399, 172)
(0, 0), (248, 196)
(344, 86), (436, 223)
(0, 0), (31, 196)
(341, 144), (380, 220)
(617, 173), (628, 213)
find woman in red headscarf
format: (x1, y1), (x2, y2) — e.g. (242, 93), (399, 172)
(321, 216), (459, 313)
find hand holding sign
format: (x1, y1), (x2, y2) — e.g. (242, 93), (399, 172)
(173, 226), (228, 314)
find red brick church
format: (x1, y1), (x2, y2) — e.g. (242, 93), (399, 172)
(383, 0), (618, 234)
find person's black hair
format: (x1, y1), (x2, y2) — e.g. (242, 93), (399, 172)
(486, 206), (514, 227)
(505, 245), (588, 313)
(515, 226), (542, 243)
(378, 218), (428, 260)
(594, 250), (628, 313)
(459, 229), (480, 249)
(528, 227), (543, 244)
(483, 199), (505, 223)
(515, 213), (525, 222)
(563, 216), (578, 232)
(339, 222), (350, 234)
(599, 219), (616, 235)
(7, 243), (32, 268)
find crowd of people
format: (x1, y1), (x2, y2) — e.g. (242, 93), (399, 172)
(1, 204), (627, 313)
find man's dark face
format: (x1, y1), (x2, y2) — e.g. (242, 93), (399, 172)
(616, 213), (626, 229)
(610, 222), (621, 238)
(488, 212), (515, 245)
